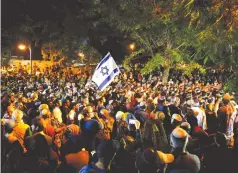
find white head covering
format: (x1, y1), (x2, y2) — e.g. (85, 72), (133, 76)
(12, 109), (23, 123)
(170, 128), (188, 148)
(116, 111), (125, 121)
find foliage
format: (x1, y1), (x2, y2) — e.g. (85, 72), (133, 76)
(223, 73), (238, 101)
(99, 0), (237, 82)
(2, 0), (238, 78)
(79, 44), (101, 64)
(123, 49), (145, 70)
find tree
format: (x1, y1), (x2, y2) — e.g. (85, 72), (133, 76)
(98, 0), (237, 83)
(179, 0), (238, 67)
(95, 0), (204, 82)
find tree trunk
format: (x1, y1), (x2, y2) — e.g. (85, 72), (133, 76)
(162, 67), (170, 84)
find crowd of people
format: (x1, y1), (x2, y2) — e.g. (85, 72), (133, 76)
(1, 64), (238, 173)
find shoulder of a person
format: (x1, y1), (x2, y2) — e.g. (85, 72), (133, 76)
(181, 152), (200, 163)
(7, 134), (18, 143)
(16, 122), (30, 129)
(79, 164), (94, 173)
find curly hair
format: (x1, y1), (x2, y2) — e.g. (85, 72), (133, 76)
(117, 120), (129, 137)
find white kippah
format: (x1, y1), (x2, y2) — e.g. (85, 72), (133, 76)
(171, 114), (182, 124)
(172, 127), (187, 139)
(170, 127), (188, 148)
(41, 109), (48, 116)
(116, 111), (124, 120)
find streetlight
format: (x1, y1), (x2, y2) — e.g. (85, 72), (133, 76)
(18, 44), (32, 75)
(129, 43), (135, 51)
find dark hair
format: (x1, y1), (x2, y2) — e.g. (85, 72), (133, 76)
(70, 102), (78, 109)
(142, 119), (161, 149)
(97, 97), (104, 103)
(171, 119), (182, 129)
(82, 106), (92, 117)
(97, 140), (115, 166)
(53, 99), (59, 105)
(33, 117), (44, 132)
(223, 99), (230, 105)
(64, 128), (73, 140)
(216, 132), (227, 147)
(135, 148), (157, 173)
(117, 120), (129, 137)
(4, 123), (14, 134)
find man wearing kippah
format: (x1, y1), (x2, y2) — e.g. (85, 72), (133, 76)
(169, 128), (200, 173)
(217, 93), (236, 148)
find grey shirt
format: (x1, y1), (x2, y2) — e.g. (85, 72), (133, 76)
(170, 151), (200, 173)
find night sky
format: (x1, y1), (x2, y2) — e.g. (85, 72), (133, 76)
(2, 0), (63, 29)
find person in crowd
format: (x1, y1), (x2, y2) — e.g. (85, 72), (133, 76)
(3, 105), (15, 119)
(135, 148), (174, 173)
(67, 102), (80, 125)
(79, 140), (115, 173)
(205, 102), (218, 134)
(24, 117), (58, 173)
(169, 127), (201, 173)
(53, 99), (63, 123)
(9, 109), (32, 152)
(61, 99), (71, 124)
(1, 64), (238, 173)
(217, 93), (236, 147)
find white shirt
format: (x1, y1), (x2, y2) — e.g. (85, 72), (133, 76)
(191, 107), (207, 130)
(226, 111), (236, 138)
(53, 107), (62, 123)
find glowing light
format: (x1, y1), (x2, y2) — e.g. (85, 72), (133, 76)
(78, 52), (85, 58)
(129, 43), (135, 50)
(18, 44), (26, 50)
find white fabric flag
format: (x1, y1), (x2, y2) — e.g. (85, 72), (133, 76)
(92, 52), (120, 91)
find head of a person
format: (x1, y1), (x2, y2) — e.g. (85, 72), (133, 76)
(83, 105), (94, 118)
(4, 120), (16, 134)
(142, 120), (160, 149)
(215, 132), (227, 147)
(171, 114), (183, 129)
(7, 106), (15, 116)
(38, 104), (49, 112)
(170, 127), (188, 150)
(22, 97), (27, 103)
(135, 148), (158, 173)
(53, 99), (60, 107)
(12, 109), (23, 123)
(115, 111), (125, 121)
(158, 97), (166, 105)
(53, 133), (62, 148)
(31, 92), (38, 101)
(96, 139), (115, 168)
(40, 109), (50, 119)
(47, 100), (54, 108)
(32, 117), (44, 133)
(62, 128), (73, 144)
(16, 102), (24, 111)
(180, 122), (191, 134)
(117, 120), (129, 137)
(97, 97), (105, 105)
(64, 99), (71, 107)
(71, 102), (79, 111)
(83, 97), (89, 105)
(10, 94), (15, 103)
(223, 93), (232, 105)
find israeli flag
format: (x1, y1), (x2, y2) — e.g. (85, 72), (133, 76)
(92, 52), (120, 91)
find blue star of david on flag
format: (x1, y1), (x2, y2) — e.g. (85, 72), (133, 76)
(100, 66), (109, 76)
(92, 52), (120, 91)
